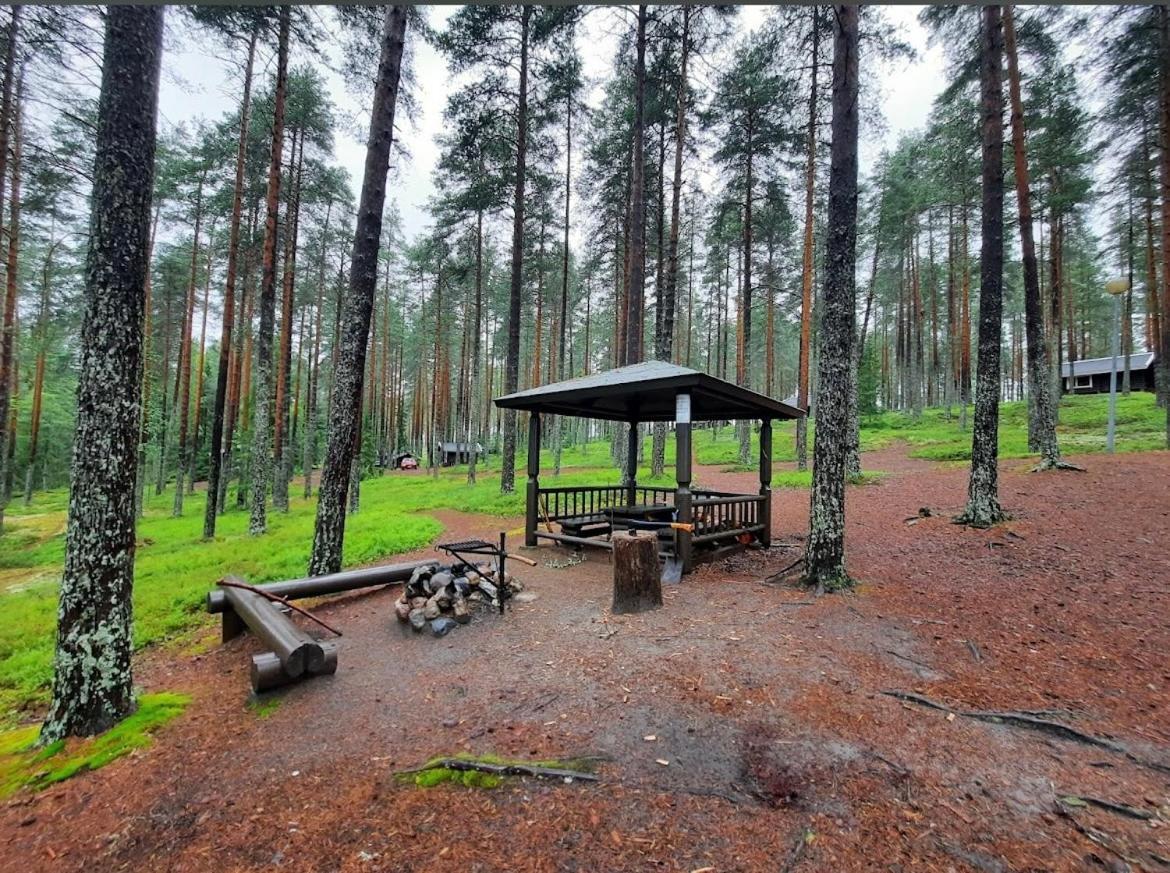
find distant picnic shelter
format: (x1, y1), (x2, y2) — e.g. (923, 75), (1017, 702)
(494, 361), (805, 575)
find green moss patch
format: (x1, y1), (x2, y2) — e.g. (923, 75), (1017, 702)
(0, 692), (189, 799)
(397, 752), (598, 791)
(247, 697), (281, 719)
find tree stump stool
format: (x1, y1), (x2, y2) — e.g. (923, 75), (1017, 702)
(612, 530), (663, 614)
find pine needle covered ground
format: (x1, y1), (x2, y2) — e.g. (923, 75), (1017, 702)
(0, 392), (1158, 723)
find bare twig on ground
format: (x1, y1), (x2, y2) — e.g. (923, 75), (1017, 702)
(965, 639), (983, 662)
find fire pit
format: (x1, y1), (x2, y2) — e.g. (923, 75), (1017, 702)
(392, 549), (520, 638)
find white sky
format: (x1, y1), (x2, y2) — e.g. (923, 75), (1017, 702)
(160, 4), (946, 242)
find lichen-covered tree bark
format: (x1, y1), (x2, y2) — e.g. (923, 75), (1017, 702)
(803, 4), (858, 594)
(308, 5), (407, 576)
(40, 5), (163, 743)
(248, 5), (290, 537)
(956, 6), (1008, 528)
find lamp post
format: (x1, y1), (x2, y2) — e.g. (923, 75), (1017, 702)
(1105, 277), (1130, 453)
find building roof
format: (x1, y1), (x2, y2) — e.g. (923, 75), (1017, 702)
(493, 361), (805, 423)
(1061, 352), (1155, 379)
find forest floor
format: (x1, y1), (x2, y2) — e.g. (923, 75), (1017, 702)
(1, 441), (1168, 872)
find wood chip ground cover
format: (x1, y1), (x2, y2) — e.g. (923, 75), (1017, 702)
(0, 445), (1168, 870)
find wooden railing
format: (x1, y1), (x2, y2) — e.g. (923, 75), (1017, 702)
(537, 484), (677, 522)
(690, 493), (765, 544)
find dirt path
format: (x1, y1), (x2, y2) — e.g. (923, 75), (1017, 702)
(3, 449), (1169, 871)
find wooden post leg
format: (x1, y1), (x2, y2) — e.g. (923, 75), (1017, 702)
(675, 393), (693, 573)
(525, 413), (541, 547)
(625, 420), (639, 506)
(759, 417), (772, 548)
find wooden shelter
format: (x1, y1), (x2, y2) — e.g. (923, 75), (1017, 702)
(494, 361), (804, 574)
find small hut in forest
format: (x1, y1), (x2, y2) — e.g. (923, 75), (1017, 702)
(438, 442), (484, 467)
(494, 361), (804, 575)
(1061, 352), (1157, 394)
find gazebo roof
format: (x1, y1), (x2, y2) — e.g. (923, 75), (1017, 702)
(493, 361), (805, 423)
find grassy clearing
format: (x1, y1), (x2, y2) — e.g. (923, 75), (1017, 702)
(0, 484), (441, 722)
(860, 393), (1165, 462)
(0, 692), (188, 799)
(0, 391), (1159, 725)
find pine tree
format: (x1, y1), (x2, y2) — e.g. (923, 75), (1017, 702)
(956, 6), (1008, 528)
(308, 6), (407, 576)
(804, 4), (859, 593)
(41, 4), (163, 743)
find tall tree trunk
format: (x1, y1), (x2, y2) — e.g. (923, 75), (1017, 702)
(803, 4), (858, 593)
(957, 6), (1007, 527)
(188, 222), (215, 494)
(273, 132), (303, 512)
(1003, 5), (1064, 470)
(499, 4), (531, 495)
(41, 5), (163, 743)
(554, 94), (572, 477)
(24, 240), (56, 505)
(623, 5), (648, 365)
(467, 209), (483, 485)
(304, 200), (330, 498)
(205, 22), (257, 537)
(248, 5), (290, 536)
(738, 122), (754, 468)
(0, 71), (20, 530)
(1160, 5), (1170, 444)
(173, 173), (205, 516)
(308, 5), (407, 575)
(796, 7), (819, 472)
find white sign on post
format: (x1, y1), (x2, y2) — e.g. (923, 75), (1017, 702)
(675, 393), (691, 424)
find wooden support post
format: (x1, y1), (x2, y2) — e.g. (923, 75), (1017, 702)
(625, 420), (639, 506)
(759, 417), (772, 548)
(675, 392), (693, 572)
(612, 530), (662, 613)
(525, 413), (541, 547)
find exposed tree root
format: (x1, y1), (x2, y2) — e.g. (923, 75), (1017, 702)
(1055, 804), (1141, 869)
(883, 690), (1170, 775)
(398, 757), (600, 783)
(1031, 458), (1086, 473)
(1060, 793), (1154, 821)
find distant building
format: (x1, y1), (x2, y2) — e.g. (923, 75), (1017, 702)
(1061, 352), (1157, 394)
(438, 441), (484, 467)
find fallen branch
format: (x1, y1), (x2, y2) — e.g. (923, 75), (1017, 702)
(884, 690), (1170, 775)
(217, 578), (343, 637)
(399, 757), (599, 783)
(965, 640), (983, 662)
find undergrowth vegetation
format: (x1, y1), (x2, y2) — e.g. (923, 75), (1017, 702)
(0, 692), (188, 798)
(0, 391), (1159, 724)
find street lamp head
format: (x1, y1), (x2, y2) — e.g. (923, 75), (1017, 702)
(1105, 278), (1130, 296)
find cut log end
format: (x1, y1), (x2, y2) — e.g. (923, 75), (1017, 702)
(612, 530), (663, 614)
